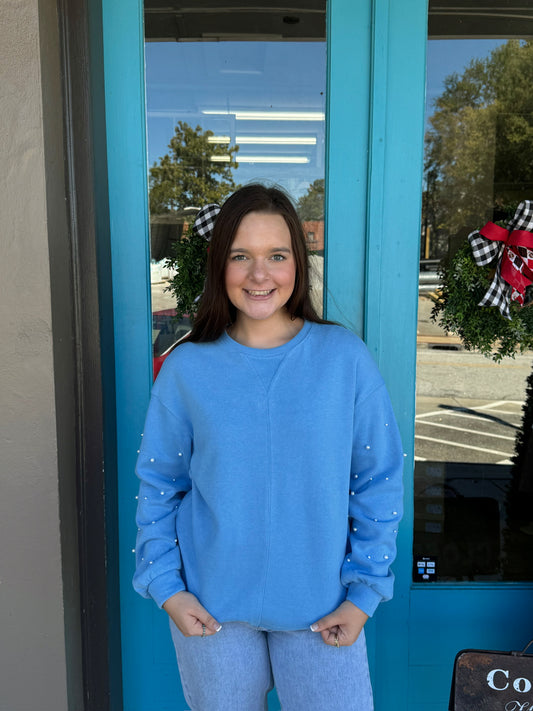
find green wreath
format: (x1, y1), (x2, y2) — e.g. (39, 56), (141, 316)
(431, 240), (533, 361)
(164, 223), (208, 322)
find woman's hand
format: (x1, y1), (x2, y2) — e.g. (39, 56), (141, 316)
(310, 600), (368, 647)
(163, 591), (222, 637)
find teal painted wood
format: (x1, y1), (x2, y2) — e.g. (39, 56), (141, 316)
(409, 586), (533, 708)
(324, 0), (371, 336)
(87, 2), (124, 706)
(324, 0), (382, 677)
(98, 0), (187, 708)
(326, 2), (427, 708)
(96, 0), (427, 709)
(364, 0), (389, 346)
(362, 1), (427, 710)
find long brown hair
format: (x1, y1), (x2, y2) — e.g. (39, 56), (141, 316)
(186, 183), (329, 343)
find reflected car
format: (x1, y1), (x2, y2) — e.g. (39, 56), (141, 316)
(152, 309), (191, 380)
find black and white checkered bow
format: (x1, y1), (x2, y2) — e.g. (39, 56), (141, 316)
(192, 203), (220, 240)
(468, 200), (533, 320)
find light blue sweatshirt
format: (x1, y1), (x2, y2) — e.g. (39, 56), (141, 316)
(133, 321), (403, 629)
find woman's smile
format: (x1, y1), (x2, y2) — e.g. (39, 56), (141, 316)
(244, 288), (275, 297)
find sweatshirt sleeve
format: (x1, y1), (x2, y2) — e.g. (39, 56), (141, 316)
(132, 382), (193, 609)
(341, 373), (404, 617)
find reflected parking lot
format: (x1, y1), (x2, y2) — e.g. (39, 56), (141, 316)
(415, 295), (533, 581)
(415, 397), (521, 465)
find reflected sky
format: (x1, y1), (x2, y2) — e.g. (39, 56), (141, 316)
(145, 41), (326, 199)
(144, 38), (509, 200)
(425, 39), (505, 120)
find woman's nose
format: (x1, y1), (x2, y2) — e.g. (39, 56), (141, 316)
(250, 259), (268, 281)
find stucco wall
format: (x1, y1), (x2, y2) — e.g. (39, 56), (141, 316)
(0, 1), (76, 709)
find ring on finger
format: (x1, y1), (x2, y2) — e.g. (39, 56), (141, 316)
(334, 635), (339, 648)
(201, 624), (206, 638)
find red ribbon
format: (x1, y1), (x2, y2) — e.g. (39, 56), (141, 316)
(479, 221), (533, 300)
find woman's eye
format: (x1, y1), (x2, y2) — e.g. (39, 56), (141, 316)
(230, 254), (247, 261)
(271, 254), (286, 261)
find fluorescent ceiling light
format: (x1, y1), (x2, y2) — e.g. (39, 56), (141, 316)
(211, 155), (310, 164)
(203, 110), (325, 121)
(238, 156), (310, 163)
(240, 136), (317, 145)
(208, 136), (317, 145)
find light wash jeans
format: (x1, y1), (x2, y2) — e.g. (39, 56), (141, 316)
(170, 620), (374, 711)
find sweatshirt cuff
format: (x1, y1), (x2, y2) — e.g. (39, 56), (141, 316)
(147, 570), (186, 608)
(346, 582), (384, 618)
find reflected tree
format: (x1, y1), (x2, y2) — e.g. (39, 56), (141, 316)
(296, 178), (324, 220)
(149, 121), (239, 215)
(424, 40), (533, 259)
(149, 122), (239, 262)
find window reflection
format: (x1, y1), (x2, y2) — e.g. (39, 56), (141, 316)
(414, 4), (533, 582)
(144, 4), (326, 371)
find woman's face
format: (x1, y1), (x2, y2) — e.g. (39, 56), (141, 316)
(225, 211), (296, 329)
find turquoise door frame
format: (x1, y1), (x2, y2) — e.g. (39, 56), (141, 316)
(326, 3), (427, 708)
(95, 1), (427, 709)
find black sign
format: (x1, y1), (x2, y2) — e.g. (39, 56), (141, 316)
(450, 647), (533, 711)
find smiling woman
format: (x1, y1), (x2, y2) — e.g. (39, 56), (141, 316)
(133, 181), (404, 711)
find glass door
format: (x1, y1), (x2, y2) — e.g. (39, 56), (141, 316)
(410, 3), (533, 708)
(415, 16), (533, 584)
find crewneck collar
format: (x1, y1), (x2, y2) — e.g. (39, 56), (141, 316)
(221, 320), (313, 357)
